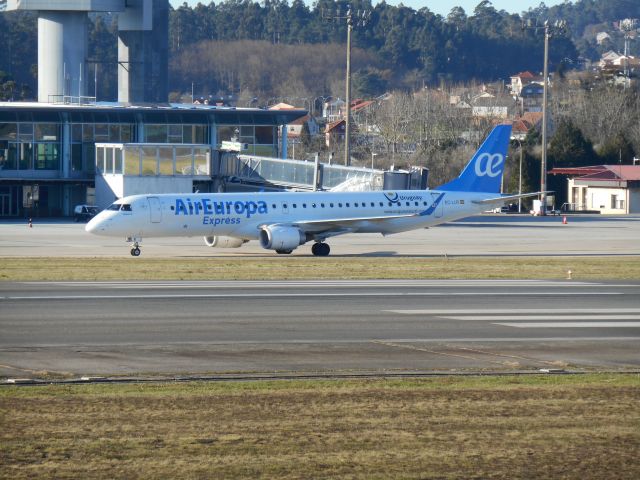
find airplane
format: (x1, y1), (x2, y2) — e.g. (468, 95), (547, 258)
(86, 124), (536, 256)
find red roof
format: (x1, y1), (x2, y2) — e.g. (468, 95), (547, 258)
(520, 111), (543, 126)
(325, 119), (345, 133)
(351, 100), (374, 112)
(549, 165), (640, 181)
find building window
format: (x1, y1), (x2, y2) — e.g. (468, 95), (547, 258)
(35, 124), (59, 141)
(35, 143), (60, 170)
(145, 125), (168, 143)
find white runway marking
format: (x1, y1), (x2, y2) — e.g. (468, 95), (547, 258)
(495, 322), (640, 328)
(387, 308), (639, 315)
(26, 280), (602, 288)
(445, 315), (640, 321)
(1, 292), (625, 301)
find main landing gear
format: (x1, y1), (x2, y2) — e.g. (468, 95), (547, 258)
(127, 237), (142, 256)
(311, 242), (330, 257)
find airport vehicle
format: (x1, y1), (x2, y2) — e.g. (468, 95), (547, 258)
(86, 124), (536, 256)
(74, 205), (100, 222)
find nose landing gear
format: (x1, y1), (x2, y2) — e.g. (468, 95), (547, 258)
(127, 237), (142, 256)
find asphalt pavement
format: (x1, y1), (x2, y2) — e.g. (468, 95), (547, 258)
(1, 279), (638, 378)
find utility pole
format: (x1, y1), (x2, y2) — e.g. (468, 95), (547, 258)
(323, 8), (370, 166)
(523, 18), (567, 215)
(345, 11), (352, 166)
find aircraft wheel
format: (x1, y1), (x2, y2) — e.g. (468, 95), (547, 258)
(276, 249), (293, 255)
(131, 247), (141, 257)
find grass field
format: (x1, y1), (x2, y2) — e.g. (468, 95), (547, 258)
(2, 256), (640, 281)
(1, 374), (639, 479)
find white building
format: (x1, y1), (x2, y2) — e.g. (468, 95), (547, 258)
(550, 165), (640, 214)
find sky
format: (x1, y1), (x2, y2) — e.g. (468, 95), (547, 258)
(170, 1), (566, 17)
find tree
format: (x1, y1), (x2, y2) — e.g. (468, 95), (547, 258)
(548, 118), (597, 169)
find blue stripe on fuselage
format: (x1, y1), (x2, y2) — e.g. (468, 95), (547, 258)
(419, 193), (445, 216)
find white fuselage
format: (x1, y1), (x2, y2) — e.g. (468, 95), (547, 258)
(87, 189), (488, 240)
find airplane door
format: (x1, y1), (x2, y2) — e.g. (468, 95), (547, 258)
(430, 193), (444, 218)
(148, 196), (162, 223)
(281, 202), (289, 214)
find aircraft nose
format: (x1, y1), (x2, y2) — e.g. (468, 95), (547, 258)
(85, 216), (102, 234)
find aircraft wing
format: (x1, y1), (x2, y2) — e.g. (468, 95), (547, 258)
(472, 191), (549, 205)
(263, 212), (417, 240)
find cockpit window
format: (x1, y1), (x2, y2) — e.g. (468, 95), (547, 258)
(121, 204), (132, 212)
(107, 204), (121, 211)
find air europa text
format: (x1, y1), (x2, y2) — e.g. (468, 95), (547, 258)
(175, 198), (268, 218)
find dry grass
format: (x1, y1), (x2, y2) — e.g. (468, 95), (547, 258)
(1, 374), (639, 479)
(1, 256), (640, 281)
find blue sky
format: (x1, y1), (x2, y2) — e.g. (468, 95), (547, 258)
(170, 1), (565, 17)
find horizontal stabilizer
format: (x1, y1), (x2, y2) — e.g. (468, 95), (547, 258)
(472, 191), (550, 205)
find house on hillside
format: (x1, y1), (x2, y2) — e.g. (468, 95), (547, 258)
(324, 98), (346, 123)
(325, 119), (346, 149)
(511, 111), (543, 141)
(510, 71), (542, 96)
(471, 95), (514, 119)
(596, 32), (611, 45)
(549, 165), (640, 214)
(519, 82), (544, 113)
(285, 114), (319, 138)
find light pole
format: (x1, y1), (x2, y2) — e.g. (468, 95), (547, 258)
(524, 18), (567, 215)
(323, 8), (370, 166)
(512, 137), (524, 213)
(371, 152), (377, 170)
(345, 12), (352, 166)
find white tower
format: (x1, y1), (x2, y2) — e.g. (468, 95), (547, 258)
(1, 0), (168, 103)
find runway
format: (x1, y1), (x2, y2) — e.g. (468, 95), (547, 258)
(1, 279), (639, 378)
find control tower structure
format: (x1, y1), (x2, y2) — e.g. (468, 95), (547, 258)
(1, 0), (168, 103)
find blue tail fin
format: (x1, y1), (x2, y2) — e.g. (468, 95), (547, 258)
(437, 124), (512, 193)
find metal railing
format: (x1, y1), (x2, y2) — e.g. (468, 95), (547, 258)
(48, 95), (97, 105)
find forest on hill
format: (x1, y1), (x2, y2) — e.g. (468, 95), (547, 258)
(0, 0), (638, 101)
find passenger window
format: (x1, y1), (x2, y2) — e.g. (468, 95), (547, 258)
(355, 202), (359, 207)
(312, 203), (316, 208)
(388, 202), (392, 207)
(379, 202), (383, 207)
(321, 203), (325, 208)
(283, 204), (288, 209)
(415, 202), (419, 206)
(423, 202), (427, 206)
(303, 203), (307, 208)
(371, 202), (375, 207)
(338, 203), (342, 207)
(293, 204), (297, 208)
(346, 203), (350, 207)
(330, 203), (334, 208)
(272, 204), (276, 209)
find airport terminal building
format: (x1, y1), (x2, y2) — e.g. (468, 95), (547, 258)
(0, 102), (306, 217)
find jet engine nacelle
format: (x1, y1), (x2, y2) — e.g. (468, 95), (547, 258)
(259, 225), (306, 252)
(203, 235), (247, 248)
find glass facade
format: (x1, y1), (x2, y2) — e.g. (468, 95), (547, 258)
(96, 144), (211, 177)
(0, 123), (60, 172)
(0, 104), (304, 216)
(144, 124), (207, 144)
(216, 125), (277, 157)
